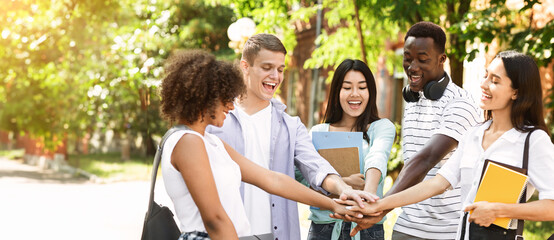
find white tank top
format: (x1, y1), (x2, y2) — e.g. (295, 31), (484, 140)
(161, 130), (251, 236)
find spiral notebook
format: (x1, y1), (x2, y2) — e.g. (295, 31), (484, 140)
(472, 159), (528, 229)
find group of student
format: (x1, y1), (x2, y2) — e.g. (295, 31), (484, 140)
(158, 21), (554, 240)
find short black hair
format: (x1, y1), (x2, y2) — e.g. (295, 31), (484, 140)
(405, 21), (446, 53)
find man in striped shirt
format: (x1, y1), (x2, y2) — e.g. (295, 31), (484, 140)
(391, 21), (481, 240)
(337, 22), (481, 239)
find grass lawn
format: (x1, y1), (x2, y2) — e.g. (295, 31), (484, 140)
(0, 149), (24, 159)
(67, 152), (154, 182)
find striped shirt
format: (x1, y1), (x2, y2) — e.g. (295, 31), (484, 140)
(394, 77), (481, 239)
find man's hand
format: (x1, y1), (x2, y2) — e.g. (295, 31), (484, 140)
(330, 211), (387, 236)
(342, 173), (365, 190)
(464, 201), (498, 227)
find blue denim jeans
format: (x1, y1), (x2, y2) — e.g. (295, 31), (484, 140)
(307, 222), (384, 240)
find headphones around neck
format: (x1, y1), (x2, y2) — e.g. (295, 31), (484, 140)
(402, 73), (450, 102)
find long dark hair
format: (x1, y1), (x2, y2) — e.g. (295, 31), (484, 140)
(322, 59), (380, 143)
(484, 50), (549, 134)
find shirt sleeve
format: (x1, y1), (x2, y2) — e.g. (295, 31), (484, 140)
(527, 130), (554, 200)
(364, 119), (396, 183)
(434, 98), (480, 142)
(294, 118), (338, 194)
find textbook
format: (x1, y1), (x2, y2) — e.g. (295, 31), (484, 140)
(311, 131), (364, 177)
(472, 159), (528, 229)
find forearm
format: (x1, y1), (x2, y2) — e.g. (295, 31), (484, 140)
(386, 134), (457, 196)
(363, 168), (381, 194)
(494, 199), (554, 221)
(377, 175), (449, 212)
(268, 171), (336, 210)
(322, 174), (352, 196)
(386, 159), (432, 196)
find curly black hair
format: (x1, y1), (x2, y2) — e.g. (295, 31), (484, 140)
(159, 49), (245, 124)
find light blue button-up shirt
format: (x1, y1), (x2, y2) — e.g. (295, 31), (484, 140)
(208, 98), (338, 240)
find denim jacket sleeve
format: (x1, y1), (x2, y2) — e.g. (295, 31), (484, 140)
(292, 117), (339, 194)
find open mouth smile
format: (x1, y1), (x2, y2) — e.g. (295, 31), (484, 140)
(263, 81), (277, 91)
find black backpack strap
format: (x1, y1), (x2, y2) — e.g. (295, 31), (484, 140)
(516, 128), (537, 239)
(145, 125), (191, 219)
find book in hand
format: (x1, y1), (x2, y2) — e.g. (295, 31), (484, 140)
(311, 131), (364, 177)
(472, 159), (528, 229)
(317, 147), (360, 177)
(311, 131), (364, 200)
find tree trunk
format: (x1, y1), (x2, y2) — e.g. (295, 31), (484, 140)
(121, 130), (130, 162)
(352, 0), (367, 63)
(144, 132), (156, 157)
(449, 35), (465, 87)
(446, 0), (471, 87)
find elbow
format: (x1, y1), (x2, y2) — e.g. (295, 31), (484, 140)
(202, 212), (231, 234)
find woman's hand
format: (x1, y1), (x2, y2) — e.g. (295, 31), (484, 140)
(464, 201), (499, 227)
(333, 198), (383, 216)
(339, 189), (380, 208)
(342, 173), (365, 190)
(330, 200), (364, 219)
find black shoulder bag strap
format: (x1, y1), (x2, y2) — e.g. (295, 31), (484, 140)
(145, 125), (190, 219)
(516, 128), (536, 240)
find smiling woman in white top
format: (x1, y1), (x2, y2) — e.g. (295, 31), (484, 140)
(158, 50), (364, 240)
(337, 51), (554, 240)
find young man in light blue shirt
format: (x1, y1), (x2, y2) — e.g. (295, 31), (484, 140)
(208, 33), (374, 240)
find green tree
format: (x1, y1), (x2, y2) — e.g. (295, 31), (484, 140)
(0, 0), (236, 159)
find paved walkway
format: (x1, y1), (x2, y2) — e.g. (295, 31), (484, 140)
(0, 157), (318, 240)
(0, 157), (174, 240)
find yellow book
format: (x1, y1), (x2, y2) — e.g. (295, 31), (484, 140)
(472, 160), (528, 229)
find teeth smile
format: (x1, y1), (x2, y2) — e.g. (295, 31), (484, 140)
(348, 101), (361, 104)
(264, 82), (276, 86)
(482, 92), (491, 98)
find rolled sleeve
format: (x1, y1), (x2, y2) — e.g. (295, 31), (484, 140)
(294, 118), (338, 194)
(364, 119), (396, 182)
(434, 99), (480, 142)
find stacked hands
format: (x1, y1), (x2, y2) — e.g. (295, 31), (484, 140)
(330, 191), (507, 237)
(330, 192), (385, 237)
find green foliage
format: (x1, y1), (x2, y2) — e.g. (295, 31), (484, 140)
(0, 0), (236, 152)
(210, 0), (301, 63)
(304, 0), (402, 80)
(387, 122), (403, 173)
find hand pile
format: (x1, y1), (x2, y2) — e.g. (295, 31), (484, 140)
(329, 191), (387, 237)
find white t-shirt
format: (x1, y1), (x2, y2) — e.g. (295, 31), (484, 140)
(161, 129), (251, 236)
(236, 103), (273, 235)
(438, 121), (554, 240)
(395, 78), (481, 239)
